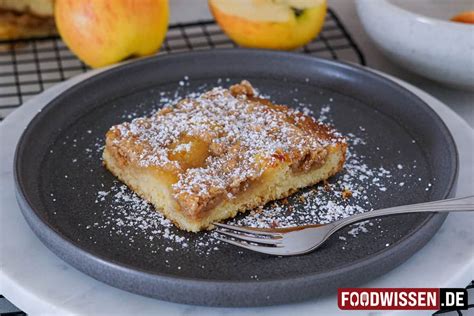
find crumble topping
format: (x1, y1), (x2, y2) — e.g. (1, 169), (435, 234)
(48, 77), (434, 266)
(64, 80), (429, 259)
(107, 81), (345, 211)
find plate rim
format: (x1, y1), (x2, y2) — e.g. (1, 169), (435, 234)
(13, 49), (459, 305)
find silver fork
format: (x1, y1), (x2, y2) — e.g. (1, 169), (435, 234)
(213, 196), (474, 256)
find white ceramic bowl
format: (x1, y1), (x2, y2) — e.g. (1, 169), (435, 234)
(357, 0), (474, 90)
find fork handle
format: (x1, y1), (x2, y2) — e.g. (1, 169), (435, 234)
(328, 195), (474, 234)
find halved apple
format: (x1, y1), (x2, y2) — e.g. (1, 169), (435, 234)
(209, 0), (327, 50)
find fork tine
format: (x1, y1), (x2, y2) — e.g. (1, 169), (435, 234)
(213, 222), (282, 237)
(215, 236), (288, 256)
(215, 228), (282, 245)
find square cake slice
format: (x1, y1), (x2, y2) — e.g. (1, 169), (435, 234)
(103, 81), (347, 232)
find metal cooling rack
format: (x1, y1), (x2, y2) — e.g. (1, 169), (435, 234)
(0, 8), (365, 120)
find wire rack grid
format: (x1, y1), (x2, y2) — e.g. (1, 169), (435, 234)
(0, 8), (365, 120)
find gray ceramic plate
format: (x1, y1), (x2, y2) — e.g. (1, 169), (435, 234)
(14, 50), (458, 307)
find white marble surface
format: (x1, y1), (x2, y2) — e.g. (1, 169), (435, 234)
(1, 1), (474, 315)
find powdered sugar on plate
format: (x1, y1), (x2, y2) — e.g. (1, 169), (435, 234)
(82, 81), (418, 255)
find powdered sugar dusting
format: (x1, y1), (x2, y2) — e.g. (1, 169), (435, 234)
(80, 83), (419, 255)
(107, 81), (345, 213)
(91, 120), (393, 254)
(94, 181), (219, 254)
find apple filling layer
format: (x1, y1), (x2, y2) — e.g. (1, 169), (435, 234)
(103, 81), (347, 232)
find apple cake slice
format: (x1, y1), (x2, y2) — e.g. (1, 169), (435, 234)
(103, 81), (347, 232)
